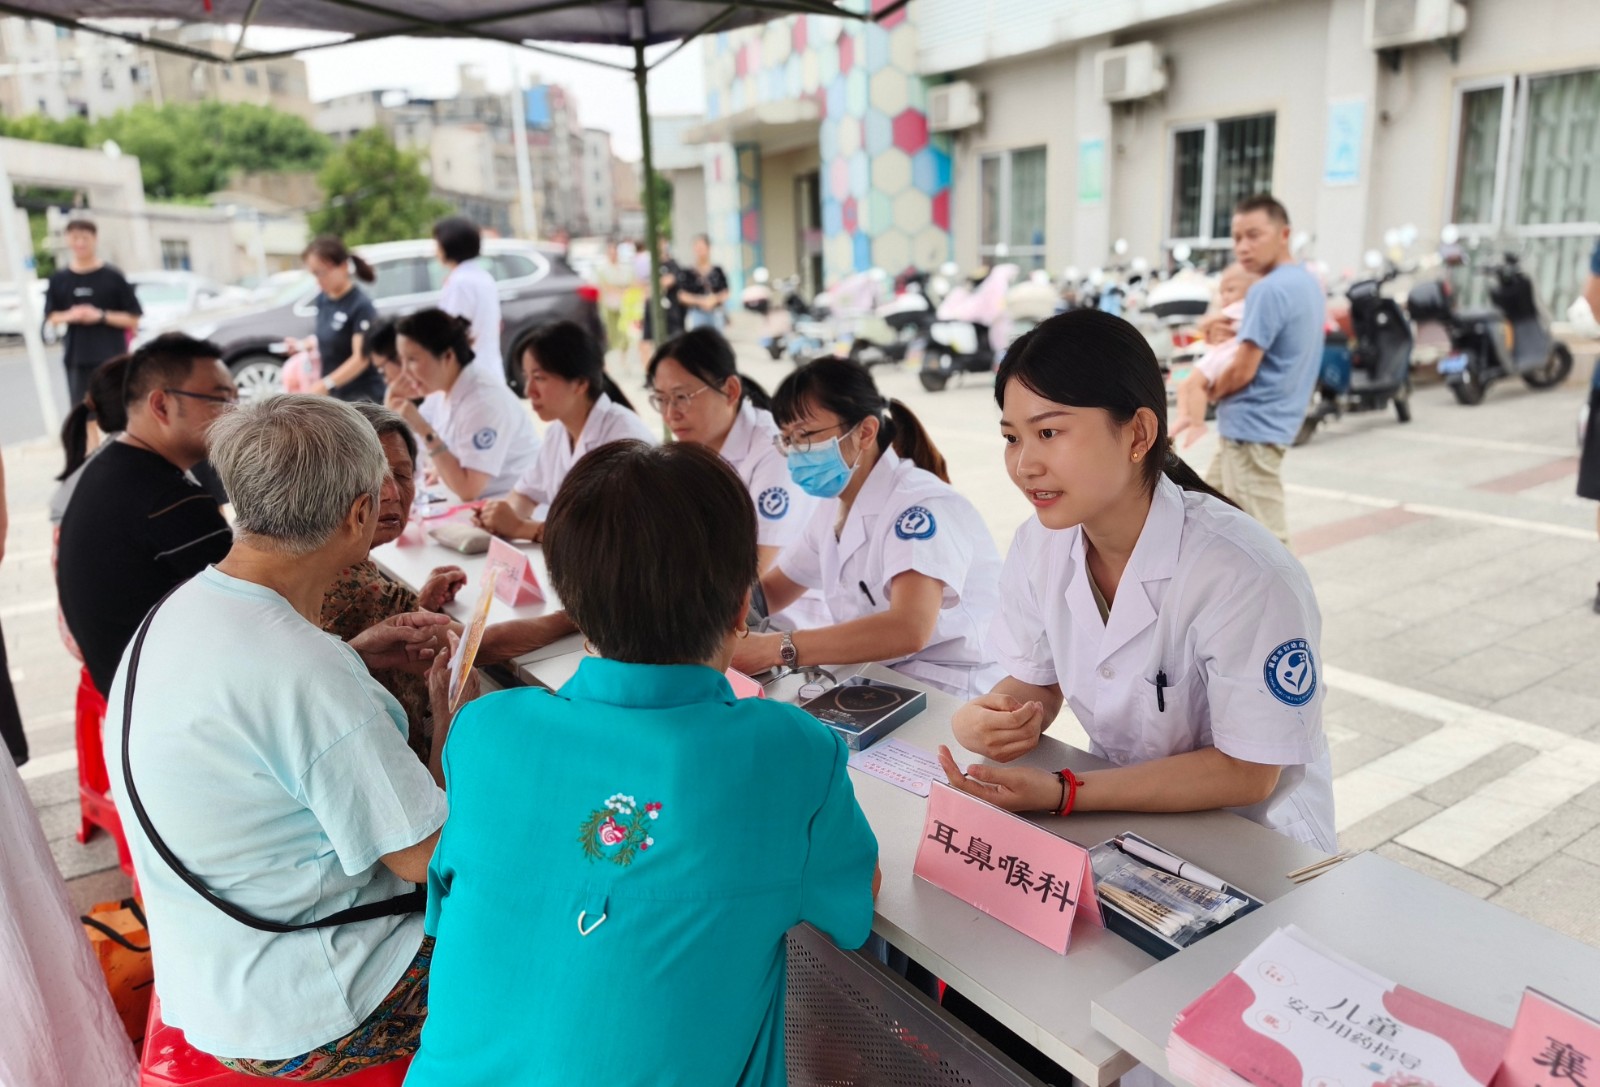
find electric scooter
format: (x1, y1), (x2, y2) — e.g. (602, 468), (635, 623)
(1296, 254), (1414, 445)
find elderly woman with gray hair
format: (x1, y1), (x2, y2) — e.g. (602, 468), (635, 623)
(104, 395), (467, 1080)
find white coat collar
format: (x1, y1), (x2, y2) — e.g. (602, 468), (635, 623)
(721, 399), (764, 465)
(836, 446), (903, 561)
(1066, 474), (1186, 662)
(574, 393), (616, 454)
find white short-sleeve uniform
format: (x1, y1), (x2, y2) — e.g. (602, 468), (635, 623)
(422, 361), (540, 499)
(510, 393), (656, 512)
(991, 475), (1336, 852)
(718, 399), (816, 550)
(778, 448), (1004, 698)
(438, 258), (503, 369)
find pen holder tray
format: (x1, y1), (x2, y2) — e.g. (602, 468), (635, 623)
(1089, 832), (1264, 961)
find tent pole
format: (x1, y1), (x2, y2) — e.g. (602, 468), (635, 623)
(0, 142), (57, 426)
(635, 31), (665, 369)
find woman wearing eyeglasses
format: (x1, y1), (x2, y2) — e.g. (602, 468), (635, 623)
(730, 358), (1004, 699)
(475, 321), (656, 542)
(645, 328), (816, 572)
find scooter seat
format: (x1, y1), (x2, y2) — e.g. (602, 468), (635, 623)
(1457, 308), (1502, 325)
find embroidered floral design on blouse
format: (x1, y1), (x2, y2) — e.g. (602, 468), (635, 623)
(578, 793), (663, 866)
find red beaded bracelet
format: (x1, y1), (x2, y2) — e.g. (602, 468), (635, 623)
(1056, 768), (1084, 818)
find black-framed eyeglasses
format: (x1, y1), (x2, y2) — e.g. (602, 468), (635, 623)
(647, 384), (718, 414)
(163, 387), (239, 406)
(774, 422), (850, 457)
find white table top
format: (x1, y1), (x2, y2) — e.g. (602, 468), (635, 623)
(1090, 851), (1600, 1084)
(372, 531), (1325, 1085)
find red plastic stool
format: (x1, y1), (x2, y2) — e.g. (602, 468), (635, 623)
(141, 994), (412, 1085)
(75, 666), (135, 879)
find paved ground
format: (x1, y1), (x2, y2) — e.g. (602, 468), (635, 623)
(9, 325), (1600, 945)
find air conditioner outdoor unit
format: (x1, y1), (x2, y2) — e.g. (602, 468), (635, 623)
(928, 81), (981, 133)
(1095, 42), (1166, 104)
(1365, 0), (1468, 49)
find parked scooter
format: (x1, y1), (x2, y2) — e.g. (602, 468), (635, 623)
(1406, 226), (1574, 406)
(847, 269), (937, 369)
(1296, 252), (1414, 445)
(920, 263), (1018, 392)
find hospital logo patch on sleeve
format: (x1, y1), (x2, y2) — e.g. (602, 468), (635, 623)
(1264, 639), (1317, 706)
(757, 486), (790, 520)
(472, 427), (498, 450)
(894, 506), (936, 541)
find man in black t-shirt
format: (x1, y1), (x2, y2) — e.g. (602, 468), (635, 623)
(44, 219), (142, 408)
(57, 333), (237, 695)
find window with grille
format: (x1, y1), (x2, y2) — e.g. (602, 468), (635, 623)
(160, 239), (191, 272)
(979, 146), (1047, 268)
(1168, 113), (1276, 247)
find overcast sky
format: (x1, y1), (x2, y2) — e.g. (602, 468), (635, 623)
(248, 29), (707, 161)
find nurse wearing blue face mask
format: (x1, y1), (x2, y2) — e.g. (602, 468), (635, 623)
(731, 359), (1005, 698)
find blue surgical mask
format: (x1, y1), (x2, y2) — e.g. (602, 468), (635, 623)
(787, 433), (859, 499)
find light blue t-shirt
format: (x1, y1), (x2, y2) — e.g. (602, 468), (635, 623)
(103, 568), (447, 1060)
(410, 658), (879, 1087)
(1218, 262), (1327, 445)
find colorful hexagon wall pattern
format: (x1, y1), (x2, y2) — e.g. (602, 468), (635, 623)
(700, 11), (951, 290)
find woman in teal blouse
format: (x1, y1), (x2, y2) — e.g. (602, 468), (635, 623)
(410, 440), (880, 1086)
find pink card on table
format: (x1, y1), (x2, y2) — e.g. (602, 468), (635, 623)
(913, 781), (1101, 954)
(725, 669), (767, 699)
(1493, 989), (1600, 1087)
(485, 536), (544, 607)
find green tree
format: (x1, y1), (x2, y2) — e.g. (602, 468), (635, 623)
(88, 102), (329, 199)
(646, 169), (673, 244)
(0, 113), (90, 147)
(309, 128), (449, 245)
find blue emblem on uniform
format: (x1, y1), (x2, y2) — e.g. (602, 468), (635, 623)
(757, 486), (789, 520)
(472, 427), (497, 450)
(1264, 639), (1317, 707)
(894, 506), (936, 541)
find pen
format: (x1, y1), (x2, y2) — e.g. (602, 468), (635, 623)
(859, 580), (877, 606)
(1115, 836), (1228, 892)
(1155, 669), (1167, 713)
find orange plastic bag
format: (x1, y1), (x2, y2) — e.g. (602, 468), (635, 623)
(81, 896), (153, 1047)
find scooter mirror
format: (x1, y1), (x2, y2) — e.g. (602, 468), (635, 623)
(1030, 269), (1052, 285)
(752, 267), (770, 284)
(868, 267), (887, 281)
(1440, 223), (1461, 245)
(1364, 249), (1384, 270)
(1172, 243), (1193, 263)
(1400, 224), (1419, 248)
(1131, 256), (1151, 275)
(939, 261), (960, 277)
(1113, 238), (1130, 256)
(1089, 267), (1106, 284)
(1382, 229), (1400, 250)
(1062, 265), (1081, 281)
(994, 243), (1010, 257)
(1291, 231), (1311, 255)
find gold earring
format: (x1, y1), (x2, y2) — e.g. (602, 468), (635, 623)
(583, 640), (598, 656)
(736, 625), (750, 639)
(1132, 452), (1143, 463)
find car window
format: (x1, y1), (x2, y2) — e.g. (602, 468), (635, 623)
(135, 283), (190, 306)
(371, 258), (427, 300)
(487, 254), (541, 282)
(423, 258), (448, 293)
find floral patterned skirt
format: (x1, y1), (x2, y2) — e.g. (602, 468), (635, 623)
(217, 937), (432, 1081)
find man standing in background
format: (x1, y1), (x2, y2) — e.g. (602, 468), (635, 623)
(44, 219), (141, 411)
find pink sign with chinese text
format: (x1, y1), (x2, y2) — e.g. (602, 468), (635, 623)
(1493, 989), (1600, 1087)
(913, 781), (1101, 954)
(486, 536), (544, 607)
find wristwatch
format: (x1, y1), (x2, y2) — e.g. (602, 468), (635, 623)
(779, 631), (799, 669)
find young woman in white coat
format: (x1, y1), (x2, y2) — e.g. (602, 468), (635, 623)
(476, 321), (655, 542)
(939, 309), (1336, 853)
(732, 358), (1003, 699)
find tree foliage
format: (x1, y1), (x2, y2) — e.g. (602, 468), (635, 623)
(308, 128), (450, 245)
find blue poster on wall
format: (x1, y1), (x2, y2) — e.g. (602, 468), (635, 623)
(1324, 99), (1364, 187)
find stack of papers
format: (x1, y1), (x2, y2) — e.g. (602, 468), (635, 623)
(1168, 925), (1509, 1087)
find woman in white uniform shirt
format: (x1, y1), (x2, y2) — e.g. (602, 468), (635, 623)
(477, 321), (655, 541)
(389, 308), (540, 502)
(731, 359), (1003, 699)
(434, 216), (502, 369)
(939, 310), (1336, 852)
(645, 328), (814, 571)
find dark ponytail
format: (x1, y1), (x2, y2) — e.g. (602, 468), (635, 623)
(302, 234), (374, 283)
(645, 327), (769, 410)
(995, 310), (1238, 508)
(397, 308), (476, 367)
(521, 320), (635, 411)
(57, 354), (131, 481)
(771, 358), (950, 483)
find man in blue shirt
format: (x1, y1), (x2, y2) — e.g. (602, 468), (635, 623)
(1203, 194), (1326, 546)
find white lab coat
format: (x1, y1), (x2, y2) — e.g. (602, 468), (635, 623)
(719, 399), (818, 550)
(778, 448), (1004, 698)
(421, 361), (541, 499)
(511, 393), (656, 510)
(991, 475), (1336, 852)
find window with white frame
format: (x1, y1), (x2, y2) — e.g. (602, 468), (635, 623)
(1168, 113), (1276, 247)
(1446, 67), (1600, 306)
(160, 239), (191, 272)
(979, 146), (1047, 268)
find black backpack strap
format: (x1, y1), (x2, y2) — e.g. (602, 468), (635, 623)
(121, 588), (424, 932)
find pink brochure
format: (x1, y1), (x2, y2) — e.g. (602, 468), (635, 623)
(1493, 989), (1599, 1087)
(485, 536), (544, 607)
(913, 781), (1102, 954)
